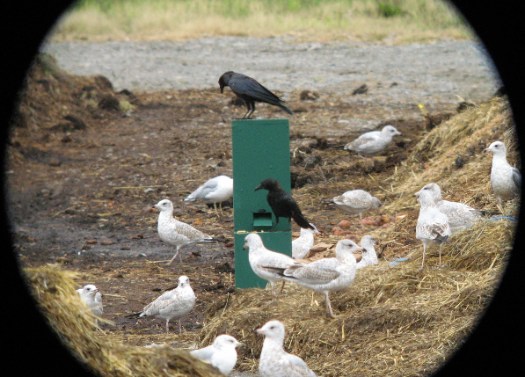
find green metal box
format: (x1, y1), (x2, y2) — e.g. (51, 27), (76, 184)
(232, 119), (292, 288)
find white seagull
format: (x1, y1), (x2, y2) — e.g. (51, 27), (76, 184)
(184, 175), (233, 217)
(190, 334), (241, 376)
(344, 124), (401, 156)
(155, 199), (215, 265)
(243, 233), (295, 295)
(292, 224), (319, 259)
(281, 239), (361, 318)
(332, 189), (381, 219)
(76, 284), (103, 317)
(356, 235), (379, 269)
(138, 275), (196, 333)
(485, 141), (521, 211)
(415, 186), (451, 269)
(257, 320), (317, 377)
(420, 182), (481, 234)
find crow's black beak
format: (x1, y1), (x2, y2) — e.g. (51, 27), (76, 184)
(254, 184), (262, 191)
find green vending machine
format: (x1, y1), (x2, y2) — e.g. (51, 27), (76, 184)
(232, 119), (292, 288)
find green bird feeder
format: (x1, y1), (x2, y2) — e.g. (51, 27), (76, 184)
(232, 118), (292, 288)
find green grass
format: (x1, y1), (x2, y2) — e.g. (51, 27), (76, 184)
(49, 0), (473, 43)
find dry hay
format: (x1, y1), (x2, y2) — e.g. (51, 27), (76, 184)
(24, 264), (223, 377)
(197, 96), (518, 376)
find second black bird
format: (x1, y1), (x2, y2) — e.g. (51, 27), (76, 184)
(255, 178), (314, 229)
(219, 71), (293, 119)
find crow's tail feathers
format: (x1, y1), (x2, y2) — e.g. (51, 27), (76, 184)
(291, 211), (314, 229)
(278, 102), (294, 115)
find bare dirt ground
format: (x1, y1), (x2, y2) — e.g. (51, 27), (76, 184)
(6, 38), (501, 373)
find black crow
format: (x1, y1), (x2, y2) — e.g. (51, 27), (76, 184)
(255, 178), (314, 229)
(219, 71), (293, 119)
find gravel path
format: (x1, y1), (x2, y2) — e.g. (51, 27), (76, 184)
(43, 36), (500, 106)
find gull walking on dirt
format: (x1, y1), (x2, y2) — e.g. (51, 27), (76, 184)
(279, 239), (361, 318)
(419, 182), (481, 234)
(184, 175), (233, 217)
(243, 233), (295, 295)
(356, 235), (379, 269)
(485, 140), (521, 212)
(344, 125), (401, 156)
(155, 199), (216, 265)
(76, 284), (103, 317)
(292, 224), (319, 259)
(190, 334), (242, 375)
(138, 275), (196, 333)
(257, 320), (317, 377)
(415, 186), (451, 269)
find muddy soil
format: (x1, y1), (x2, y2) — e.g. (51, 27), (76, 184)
(6, 38), (500, 373)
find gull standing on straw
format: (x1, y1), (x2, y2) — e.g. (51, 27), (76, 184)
(155, 199), (216, 265)
(184, 175), (233, 217)
(76, 284), (103, 317)
(190, 334), (242, 376)
(419, 182), (481, 234)
(415, 186), (451, 269)
(138, 275), (196, 334)
(257, 320), (317, 377)
(485, 140), (521, 212)
(243, 233), (295, 295)
(280, 239), (361, 318)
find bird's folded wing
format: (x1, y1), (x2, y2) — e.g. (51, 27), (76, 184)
(417, 217), (449, 240)
(174, 220), (208, 240)
(229, 77), (281, 103)
(190, 345), (214, 362)
(142, 290), (174, 313)
(192, 179), (220, 199)
(285, 354), (317, 377)
(257, 251), (295, 270)
(285, 261), (340, 285)
(429, 222), (451, 240)
(349, 133), (379, 148)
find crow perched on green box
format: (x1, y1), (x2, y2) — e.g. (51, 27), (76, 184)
(219, 71), (293, 119)
(255, 178), (314, 229)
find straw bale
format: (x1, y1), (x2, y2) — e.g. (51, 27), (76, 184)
(24, 264), (223, 377)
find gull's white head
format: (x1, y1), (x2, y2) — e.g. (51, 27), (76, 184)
(485, 140), (507, 156)
(370, 196), (382, 208)
(243, 233), (264, 251)
(415, 186), (437, 207)
(214, 334), (242, 350)
(78, 284), (98, 298)
(418, 183), (442, 201)
(178, 275), (191, 287)
(360, 235), (376, 249)
(382, 125), (402, 137)
(256, 320), (286, 343)
(155, 199), (174, 212)
(336, 239), (362, 257)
